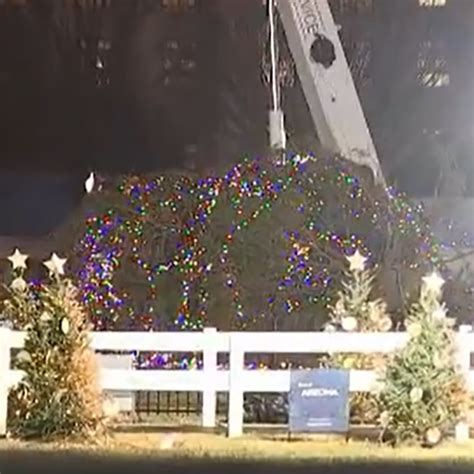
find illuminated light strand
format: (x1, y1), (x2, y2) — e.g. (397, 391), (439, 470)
(77, 155), (448, 353)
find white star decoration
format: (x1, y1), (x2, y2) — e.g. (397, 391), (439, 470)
(7, 248), (29, 270)
(422, 271), (444, 294)
(43, 253), (68, 276)
(346, 250), (367, 272)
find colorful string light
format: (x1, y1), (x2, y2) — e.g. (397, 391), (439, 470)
(75, 155), (442, 344)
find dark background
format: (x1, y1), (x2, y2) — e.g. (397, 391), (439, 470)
(0, 0), (473, 235)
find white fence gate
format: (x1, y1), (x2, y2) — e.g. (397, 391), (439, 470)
(0, 326), (473, 441)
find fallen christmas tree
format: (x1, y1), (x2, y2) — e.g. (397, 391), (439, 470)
(70, 154), (439, 334)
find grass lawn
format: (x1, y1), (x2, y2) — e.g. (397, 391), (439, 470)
(106, 432), (474, 463)
(0, 432), (473, 474)
(0, 431), (473, 464)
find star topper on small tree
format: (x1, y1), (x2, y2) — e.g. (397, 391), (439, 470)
(43, 252), (68, 277)
(3, 249), (106, 439)
(422, 271), (445, 295)
(7, 248), (29, 271)
(346, 249), (368, 273)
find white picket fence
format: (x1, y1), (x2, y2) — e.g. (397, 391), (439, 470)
(0, 326), (473, 441)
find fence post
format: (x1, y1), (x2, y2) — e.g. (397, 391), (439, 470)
(0, 327), (11, 437)
(202, 327), (217, 428)
(455, 324), (472, 443)
(227, 333), (245, 438)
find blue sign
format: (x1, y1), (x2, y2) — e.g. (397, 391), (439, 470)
(289, 369), (350, 433)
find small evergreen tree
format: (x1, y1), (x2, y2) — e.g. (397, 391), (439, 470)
(325, 250), (392, 424)
(4, 250), (104, 439)
(378, 272), (468, 446)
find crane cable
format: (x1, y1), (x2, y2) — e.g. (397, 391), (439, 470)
(268, 0), (279, 112)
(267, 0), (286, 159)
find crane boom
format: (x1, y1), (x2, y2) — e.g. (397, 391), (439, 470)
(276, 0), (384, 183)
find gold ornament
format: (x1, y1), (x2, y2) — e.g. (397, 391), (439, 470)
(16, 350), (31, 363)
(346, 250), (367, 272)
(367, 301), (380, 321)
(333, 299), (346, 317)
(445, 317), (456, 328)
(43, 253), (68, 276)
(406, 321), (422, 338)
(409, 386), (423, 403)
(425, 427), (442, 445)
(40, 311), (52, 322)
(431, 307), (446, 321)
(341, 316), (358, 331)
(422, 271), (445, 294)
(10, 277), (27, 292)
(379, 411), (390, 426)
(378, 317), (392, 332)
(60, 317), (70, 335)
(7, 248), (29, 270)
(432, 352), (443, 369)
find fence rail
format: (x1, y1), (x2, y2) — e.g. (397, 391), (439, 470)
(0, 326), (473, 440)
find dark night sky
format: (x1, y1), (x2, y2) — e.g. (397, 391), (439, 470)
(0, 1), (249, 235)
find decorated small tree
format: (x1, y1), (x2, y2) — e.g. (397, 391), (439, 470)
(325, 250), (392, 424)
(4, 249), (104, 439)
(378, 271), (468, 446)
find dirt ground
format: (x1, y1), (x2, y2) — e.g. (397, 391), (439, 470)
(0, 431), (472, 474)
(0, 449), (472, 474)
